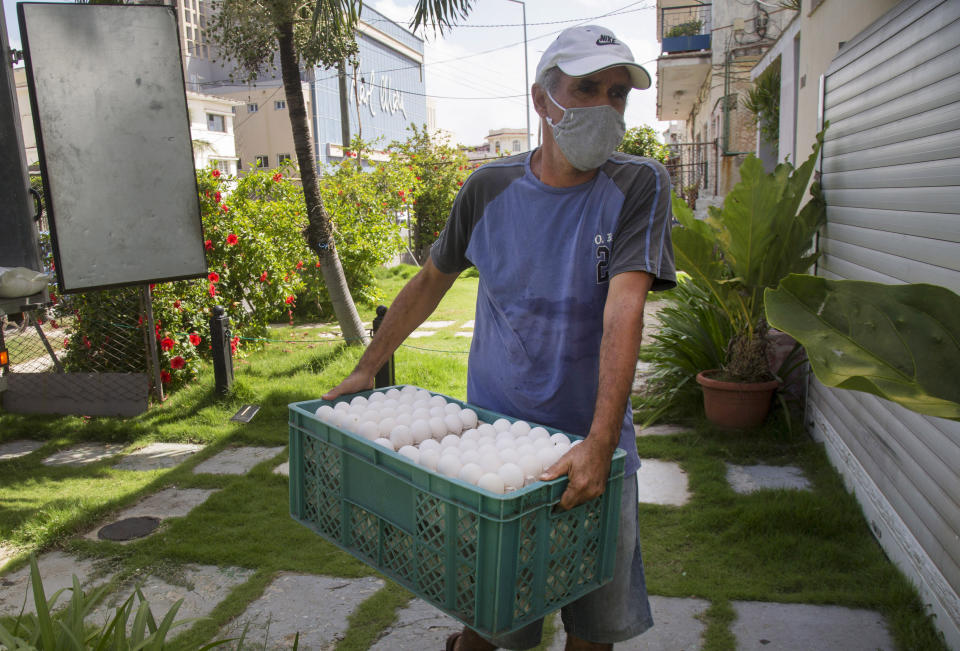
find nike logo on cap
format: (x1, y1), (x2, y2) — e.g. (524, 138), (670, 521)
(596, 35), (618, 46)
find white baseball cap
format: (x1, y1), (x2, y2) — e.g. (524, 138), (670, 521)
(536, 25), (651, 90)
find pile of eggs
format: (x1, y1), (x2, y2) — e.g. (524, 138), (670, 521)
(314, 385), (580, 494)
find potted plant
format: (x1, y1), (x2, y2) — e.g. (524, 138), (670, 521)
(671, 134), (826, 428)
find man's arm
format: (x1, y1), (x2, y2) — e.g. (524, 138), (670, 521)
(323, 258), (460, 400)
(540, 270), (653, 510)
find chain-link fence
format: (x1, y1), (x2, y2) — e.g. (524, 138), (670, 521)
(1, 286), (158, 417)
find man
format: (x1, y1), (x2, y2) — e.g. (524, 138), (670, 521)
(324, 25), (675, 651)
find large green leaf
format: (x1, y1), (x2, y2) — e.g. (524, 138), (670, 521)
(765, 274), (960, 420)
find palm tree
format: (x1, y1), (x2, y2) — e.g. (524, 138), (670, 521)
(209, 1), (472, 346)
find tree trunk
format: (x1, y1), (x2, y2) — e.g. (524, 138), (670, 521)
(276, 21), (368, 345)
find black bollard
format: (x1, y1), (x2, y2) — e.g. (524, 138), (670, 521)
(372, 305), (395, 389)
(210, 305), (233, 395)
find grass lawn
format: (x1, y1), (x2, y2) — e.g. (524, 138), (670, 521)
(0, 265), (947, 650)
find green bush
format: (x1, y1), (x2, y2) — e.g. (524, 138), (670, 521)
(666, 19), (703, 38)
(617, 126), (669, 162)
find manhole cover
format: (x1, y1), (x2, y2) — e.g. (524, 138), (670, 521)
(97, 516), (161, 541)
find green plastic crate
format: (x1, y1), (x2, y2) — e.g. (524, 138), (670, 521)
(288, 388), (626, 638)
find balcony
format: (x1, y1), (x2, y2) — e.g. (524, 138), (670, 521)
(660, 3), (711, 53)
(656, 2), (712, 121)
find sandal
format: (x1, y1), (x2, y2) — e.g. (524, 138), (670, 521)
(445, 631), (462, 651)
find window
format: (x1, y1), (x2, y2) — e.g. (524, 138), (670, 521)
(206, 113), (225, 132)
(202, 45), (208, 58)
(278, 153), (291, 164)
(255, 155), (269, 168)
(211, 159), (231, 175)
(495, 142), (501, 154)
(247, 103), (258, 113)
(512, 140), (520, 152)
(186, 26), (192, 39)
(274, 100), (286, 110)
(231, 106), (237, 114)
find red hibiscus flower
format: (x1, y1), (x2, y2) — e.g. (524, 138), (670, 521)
(315, 261), (321, 268)
(138, 315), (144, 326)
(50, 320), (59, 329)
(208, 283), (217, 297)
(160, 336), (174, 351)
(433, 230), (439, 237)
(204, 239), (213, 251)
(398, 190), (405, 198)
(208, 271), (220, 283)
(260, 271), (268, 282)
(221, 204), (229, 213)
(285, 295), (295, 304)
(50, 293), (58, 305)
(83, 336), (92, 349)
(273, 172), (283, 182)
(160, 370), (171, 384)
(457, 181), (464, 187)
(189, 332), (201, 346)
(214, 191), (221, 203)
(212, 169), (221, 178)
(226, 233), (238, 245)
(173, 300), (181, 310)
(296, 260), (304, 270)
(170, 355), (186, 370)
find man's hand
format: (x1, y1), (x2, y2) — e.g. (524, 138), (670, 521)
(539, 435), (615, 510)
(322, 369), (374, 401)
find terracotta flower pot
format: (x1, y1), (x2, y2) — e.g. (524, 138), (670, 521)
(696, 370), (780, 429)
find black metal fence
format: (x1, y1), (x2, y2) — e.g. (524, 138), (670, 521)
(663, 141), (716, 208)
(661, 3), (712, 48)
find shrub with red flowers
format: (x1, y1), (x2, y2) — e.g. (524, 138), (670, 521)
(388, 124), (473, 262)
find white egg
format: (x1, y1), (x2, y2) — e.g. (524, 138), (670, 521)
(459, 408), (479, 430)
(440, 434), (461, 449)
(441, 402), (459, 416)
(350, 395), (368, 408)
(498, 447), (517, 462)
(429, 417), (448, 440)
(358, 421), (380, 441)
(460, 449), (481, 466)
(418, 438), (440, 453)
(444, 414), (464, 435)
(398, 445), (419, 463)
(440, 446), (461, 460)
(386, 388), (401, 399)
(510, 420), (531, 436)
(410, 420), (432, 445)
(314, 404), (335, 420)
(378, 417), (397, 437)
(529, 426), (551, 441)
(419, 449), (439, 471)
(458, 462), (484, 485)
(378, 406), (396, 421)
(342, 415), (362, 434)
(477, 443), (499, 458)
(498, 463), (524, 490)
(412, 407), (431, 421)
(459, 438), (478, 451)
(496, 437), (516, 451)
(479, 452), (502, 473)
(359, 409), (380, 423)
(512, 435), (531, 448)
(348, 404), (366, 418)
(477, 472), (505, 494)
(429, 406), (446, 419)
(477, 423), (497, 438)
(519, 455), (542, 481)
(437, 455), (462, 478)
(493, 418), (511, 433)
(398, 392), (416, 404)
(550, 433), (571, 447)
(383, 398), (399, 410)
(531, 436), (552, 450)
(374, 437), (394, 450)
(330, 412), (347, 428)
(427, 395), (445, 408)
(537, 446), (563, 469)
(395, 413), (413, 427)
(570, 439), (583, 447)
(516, 444), (536, 459)
(415, 389), (432, 402)
(460, 428), (479, 442)
(334, 400), (351, 412)
(401, 384), (418, 395)
(368, 391), (386, 402)
(390, 425), (414, 449)
(555, 442), (571, 455)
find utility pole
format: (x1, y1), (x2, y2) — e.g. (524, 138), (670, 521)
(506, 0), (531, 151)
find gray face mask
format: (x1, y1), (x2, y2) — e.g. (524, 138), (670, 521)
(545, 89), (626, 172)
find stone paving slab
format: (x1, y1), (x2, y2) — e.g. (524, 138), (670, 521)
(192, 446), (286, 475)
(547, 596), (709, 650)
(422, 320), (455, 328)
(455, 332), (473, 338)
(462, 320), (474, 328)
(725, 464), (812, 495)
(408, 330), (437, 338)
(0, 439), (45, 461)
(0, 544), (18, 571)
(274, 461), (289, 476)
(0, 551), (114, 616)
(87, 565), (254, 632)
(637, 459), (691, 506)
(84, 487), (219, 541)
(635, 424), (692, 437)
(113, 443), (205, 471)
(369, 598), (461, 650)
(220, 573), (383, 649)
(42, 443), (126, 467)
(731, 601), (894, 650)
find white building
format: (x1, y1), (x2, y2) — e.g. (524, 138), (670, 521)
(186, 92), (242, 175)
(485, 128), (530, 157)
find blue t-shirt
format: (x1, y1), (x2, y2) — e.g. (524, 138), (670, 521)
(431, 150), (676, 475)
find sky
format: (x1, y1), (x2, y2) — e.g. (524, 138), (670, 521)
(370, 0), (669, 145)
(3, 0), (670, 147)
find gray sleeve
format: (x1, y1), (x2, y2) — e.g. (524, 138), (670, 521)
(608, 159), (677, 291)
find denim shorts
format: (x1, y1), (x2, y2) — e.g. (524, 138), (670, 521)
(482, 472), (653, 649)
